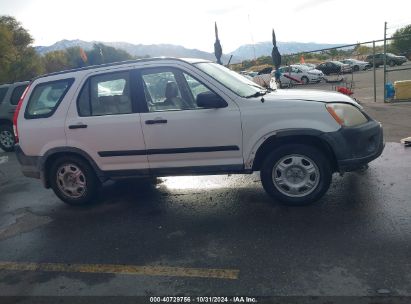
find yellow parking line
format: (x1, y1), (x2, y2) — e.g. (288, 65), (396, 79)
(0, 261), (239, 280)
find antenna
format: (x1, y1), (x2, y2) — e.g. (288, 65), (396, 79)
(248, 14), (256, 60)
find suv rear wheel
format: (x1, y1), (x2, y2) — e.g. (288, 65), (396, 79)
(0, 125), (15, 152)
(260, 144), (332, 206)
(49, 156), (99, 206)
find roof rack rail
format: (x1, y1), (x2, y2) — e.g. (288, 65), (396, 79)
(35, 57), (182, 79)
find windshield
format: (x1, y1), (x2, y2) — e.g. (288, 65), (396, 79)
(195, 62), (264, 98)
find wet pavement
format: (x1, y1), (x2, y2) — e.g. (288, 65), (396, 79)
(0, 143), (410, 297)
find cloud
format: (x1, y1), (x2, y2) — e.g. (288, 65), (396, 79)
(294, 0), (337, 12)
(206, 5), (241, 15)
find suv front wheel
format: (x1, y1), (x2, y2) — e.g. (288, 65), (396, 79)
(49, 156), (99, 206)
(260, 144), (332, 206)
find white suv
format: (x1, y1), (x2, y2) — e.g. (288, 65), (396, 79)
(14, 58), (384, 206)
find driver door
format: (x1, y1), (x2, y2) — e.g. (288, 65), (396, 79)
(137, 67), (243, 173)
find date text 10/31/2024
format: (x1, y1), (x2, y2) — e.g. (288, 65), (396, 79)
(149, 296), (258, 303)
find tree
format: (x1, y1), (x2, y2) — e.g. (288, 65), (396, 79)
(391, 24), (411, 54)
(43, 50), (70, 73)
(86, 43), (133, 66)
(65, 47), (87, 69)
(0, 15), (43, 83)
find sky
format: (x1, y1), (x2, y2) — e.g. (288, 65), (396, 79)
(0, 0), (410, 53)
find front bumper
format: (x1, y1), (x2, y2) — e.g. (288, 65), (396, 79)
(321, 120), (384, 172)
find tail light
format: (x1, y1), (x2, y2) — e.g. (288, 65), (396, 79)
(13, 83), (31, 144)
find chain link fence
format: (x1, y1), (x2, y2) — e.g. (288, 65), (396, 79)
(235, 28), (411, 104)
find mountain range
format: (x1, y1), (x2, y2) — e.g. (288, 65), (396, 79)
(35, 39), (346, 63)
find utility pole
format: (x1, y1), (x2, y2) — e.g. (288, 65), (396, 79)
(383, 21), (387, 102)
(373, 40), (376, 102)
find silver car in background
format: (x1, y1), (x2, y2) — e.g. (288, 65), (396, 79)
(277, 65), (324, 87)
(340, 59), (370, 71)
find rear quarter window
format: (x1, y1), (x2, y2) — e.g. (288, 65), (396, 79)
(10, 85), (29, 105)
(25, 78), (74, 119)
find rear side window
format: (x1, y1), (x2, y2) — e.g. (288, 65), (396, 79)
(10, 85), (28, 105)
(77, 71), (132, 116)
(25, 78), (73, 119)
(0, 86), (9, 104)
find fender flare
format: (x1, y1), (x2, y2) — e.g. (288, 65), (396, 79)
(245, 129), (325, 170)
(40, 147), (105, 187)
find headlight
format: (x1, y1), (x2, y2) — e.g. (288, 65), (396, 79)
(326, 103), (368, 127)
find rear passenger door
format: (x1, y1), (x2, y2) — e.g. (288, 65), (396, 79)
(66, 70), (149, 173)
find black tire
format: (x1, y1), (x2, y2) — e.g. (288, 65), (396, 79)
(301, 76), (309, 85)
(49, 155), (100, 206)
(260, 144), (332, 206)
(389, 60), (395, 67)
(0, 125), (15, 152)
(353, 65), (359, 72)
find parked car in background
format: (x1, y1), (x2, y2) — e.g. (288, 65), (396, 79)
(296, 63), (317, 70)
(14, 57), (383, 206)
(0, 81), (29, 152)
(340, 59), (370, 71)
(316, 61), (352, 75)
(366, 53), (407, 67)
(251, 67), (276, 89)
(277, 65), (324, 87)
(399, 50), (411, 60)
(239, 71), (258, 81)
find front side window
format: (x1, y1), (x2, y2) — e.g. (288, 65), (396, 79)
(141, 68), (212, 112)
(26, 79), (73, 118)
(11, 85), (29, 105)
(78, 71), (132, 116)
(183, 73), (211, 100)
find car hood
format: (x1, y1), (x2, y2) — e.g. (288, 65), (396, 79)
(263, 89), (361, 107)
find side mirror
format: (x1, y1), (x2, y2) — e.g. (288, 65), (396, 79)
(196, 92), (227, 109)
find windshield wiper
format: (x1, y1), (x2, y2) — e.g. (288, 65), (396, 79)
(246, 90), (268, 98)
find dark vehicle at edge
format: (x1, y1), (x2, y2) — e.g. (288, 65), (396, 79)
(316, 61), (352, 76)
(366, 53), (407, 67)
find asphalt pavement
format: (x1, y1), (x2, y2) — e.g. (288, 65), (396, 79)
(0, 143), (411, 299)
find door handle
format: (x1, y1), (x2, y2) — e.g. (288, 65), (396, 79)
(68, 124), (88, 129)
(145, 119), (167, 125)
